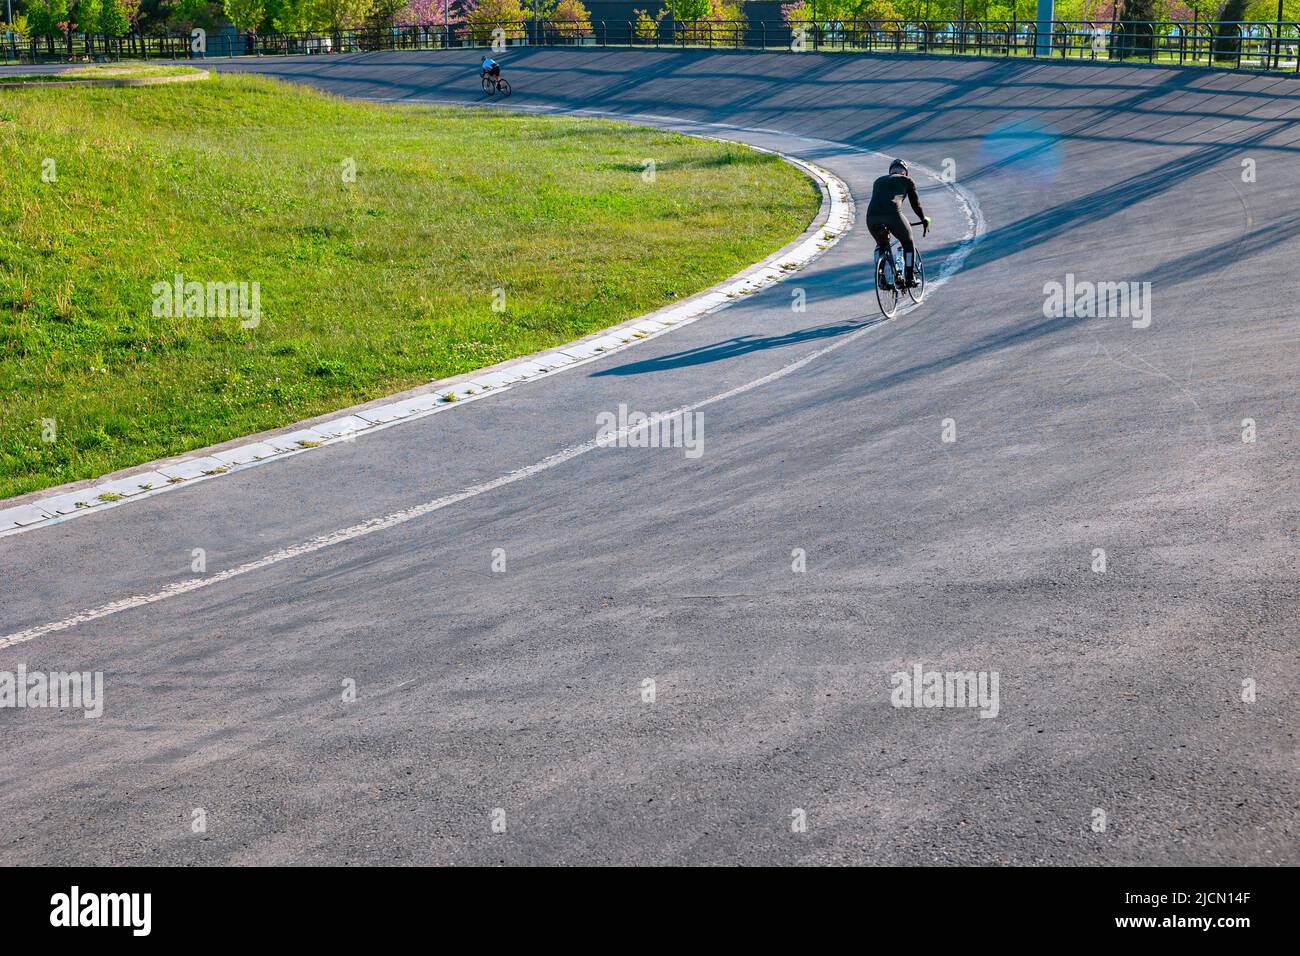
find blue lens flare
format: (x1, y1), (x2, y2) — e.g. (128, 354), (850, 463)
(978, 118), (1064, 183)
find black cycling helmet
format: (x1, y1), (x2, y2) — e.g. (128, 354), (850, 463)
(889, 158), (908, 174)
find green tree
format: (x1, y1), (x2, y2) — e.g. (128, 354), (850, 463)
(1114, 0), (1158, 57)
(370, 0), (408, 24)
(671, 0), (709, 19)
(169, 0), (217, 28)
(272, 0), (322, 31)
(846, 0), (897, 19)
(1212, 0), (1300, 62)
(464, 0), (526, 40)
(632, 5), (667, 39)
(77, 0), (104, 35)
(224, 0), (266, 30)
(100, 0), (131, 35)
(1244, 0), (1299, 18)
(27, 0), (71, 45)
(541, 0), (591, 36)
(131, 0), (170, 34)
(171, 0), (217, 28)
(782, 0), (897, 25)
(316, 0), (374, 31)
(1214, 0), (1248, 58)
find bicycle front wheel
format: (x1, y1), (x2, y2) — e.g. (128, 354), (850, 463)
(482, 76), (496, 95)
(907, 251), (925, 304)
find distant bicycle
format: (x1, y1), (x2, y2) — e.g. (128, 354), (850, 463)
(874, 219), (927, 318)
(481, 71), (511, 97)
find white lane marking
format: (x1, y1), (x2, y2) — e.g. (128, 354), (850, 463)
(0, 128), (983, 651)
(0, 318), (906, 649)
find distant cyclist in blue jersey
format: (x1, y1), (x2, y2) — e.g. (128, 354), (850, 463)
(866, 159), (932, 288)
(481, 54), (501, 84)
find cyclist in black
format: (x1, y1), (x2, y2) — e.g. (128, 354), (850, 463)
(866, 159), (931, 288)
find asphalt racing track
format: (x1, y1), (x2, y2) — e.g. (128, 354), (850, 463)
(1, 49), (1296, 865)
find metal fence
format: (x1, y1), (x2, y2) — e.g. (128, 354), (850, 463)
(5, 20), (1298, 74)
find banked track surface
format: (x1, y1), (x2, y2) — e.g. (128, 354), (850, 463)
(0, 50), (1296, 865)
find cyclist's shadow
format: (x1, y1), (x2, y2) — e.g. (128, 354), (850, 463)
(590, 319), (886, 377)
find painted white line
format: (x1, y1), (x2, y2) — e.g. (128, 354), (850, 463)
(0, 167), (981, 652)
(0, 122), (852, 540)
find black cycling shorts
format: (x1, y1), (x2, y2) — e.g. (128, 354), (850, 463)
(866, 210), (914, 256)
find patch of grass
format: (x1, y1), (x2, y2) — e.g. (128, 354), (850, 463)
(0, 65), (204, 84)
(0, 73), (818, 499)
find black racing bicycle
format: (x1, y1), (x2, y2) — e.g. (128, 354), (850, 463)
(481, 71), (511, 97)
(874, 219), (927, 319)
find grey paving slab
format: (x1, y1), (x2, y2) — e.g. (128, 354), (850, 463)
(94, 472), (172, 497)
(311, 416), (372, 440)
(29, 493), (91, 517)
(273, 428), (330, 448)
(157, 456), (229, 480)
(356, 404), (413, 425)
(0, 505), (55, 529)
(213, 442), (281, 466)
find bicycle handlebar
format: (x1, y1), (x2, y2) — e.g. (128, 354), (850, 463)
(909, 219), (930, 237)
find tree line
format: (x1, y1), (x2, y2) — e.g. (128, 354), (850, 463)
(5, 0), (1295, 47)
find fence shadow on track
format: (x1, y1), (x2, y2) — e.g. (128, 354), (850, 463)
(591, 321), (878, 376)
(937, 124), (1285, 275)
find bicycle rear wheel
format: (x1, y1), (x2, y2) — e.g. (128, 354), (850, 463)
(875, 253), (900, 319)
(907, 251), (925, 304)
(497, 78), (512, 97)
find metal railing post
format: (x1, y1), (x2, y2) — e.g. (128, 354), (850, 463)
(1033, 2), (1053, 57)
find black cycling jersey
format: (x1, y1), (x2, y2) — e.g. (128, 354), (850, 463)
(866, 172), (925, 220)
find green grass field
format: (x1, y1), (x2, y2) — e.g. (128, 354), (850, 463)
(0, 73), (818, 500)
(0, 64), (205, 84)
